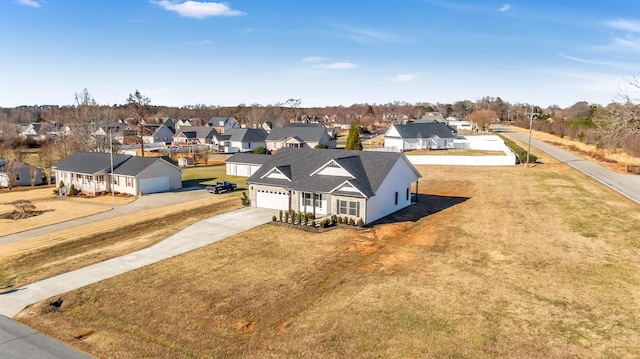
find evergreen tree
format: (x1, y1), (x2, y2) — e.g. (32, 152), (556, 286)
(345, 119), (363, 150)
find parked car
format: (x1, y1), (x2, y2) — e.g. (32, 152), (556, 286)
(206, 181), (237, 194)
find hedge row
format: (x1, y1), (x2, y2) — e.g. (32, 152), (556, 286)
(495, 133), (537, 164)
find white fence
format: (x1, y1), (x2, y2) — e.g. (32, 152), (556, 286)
(407, 135), (516, 166)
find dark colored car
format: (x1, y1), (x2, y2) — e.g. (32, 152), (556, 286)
(206, 181), (237, 194)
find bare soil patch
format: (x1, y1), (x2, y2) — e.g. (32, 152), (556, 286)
(14, 163), (640, 358)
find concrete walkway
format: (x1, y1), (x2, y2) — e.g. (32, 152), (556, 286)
(498, 127), (640, 205)
(0, 207), (276, 318)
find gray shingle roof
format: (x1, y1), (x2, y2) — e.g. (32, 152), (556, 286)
(111, 156), (177, 176)
(248, 148), (415, 198)
(266, 127), (327, 143)
(388, 122), (456, 139)
(175, 126), (217, 140)
(226, 153), (273, 165)
(54, 152), (131, 175)
(225, 128), (268, 142)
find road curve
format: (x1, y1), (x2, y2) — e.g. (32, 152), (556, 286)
(497, 127), (640, 205)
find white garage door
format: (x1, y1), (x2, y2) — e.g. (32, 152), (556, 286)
(236, 164), (250, 177)
(139, 176), (169, 194)
(256, 189), (289, 210)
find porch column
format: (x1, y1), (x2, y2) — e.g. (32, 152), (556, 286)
(415, 181), (419, 203)
(312, 193), (316, 218)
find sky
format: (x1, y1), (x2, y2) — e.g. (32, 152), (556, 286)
(0, 0), (639, 109)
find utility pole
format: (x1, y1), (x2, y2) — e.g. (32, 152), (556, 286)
(526, 106), (537, 168)
(110, 129), (115, 203)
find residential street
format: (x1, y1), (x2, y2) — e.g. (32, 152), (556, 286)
(497, 127), (640, 205)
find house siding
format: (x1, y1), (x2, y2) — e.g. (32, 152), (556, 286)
(137, 161), (182, 191)
(365, 157), (419, 224)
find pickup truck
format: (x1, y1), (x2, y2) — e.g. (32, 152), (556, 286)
(206, 181), (237, 194)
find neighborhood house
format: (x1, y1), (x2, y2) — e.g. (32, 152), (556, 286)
(53, 152), (182, 196)
(246, 148), (421, 224)
(384, 122), (457, 151)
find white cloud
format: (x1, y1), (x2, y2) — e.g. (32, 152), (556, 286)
(558, 53), (611, 65)
(185, 39), (214, 45)
(15, 0), (42, 8)
(302, 56), (329, 63)
(605, 19), (640, 33)
(151, 1), (245, 19)
(312, 62), (357, 70)
(332, 24), (404, 45)
(391, 74), (417, 82)
(497, 4), (511, 12)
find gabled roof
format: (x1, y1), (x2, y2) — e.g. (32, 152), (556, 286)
(226, 153), (273, 165)
(225, 128), (268, 142)
(387, 122), (456, 139)
(112, 156), (179, 176)
(248, 148), (417, 198)
(175, 126), (217, 139)
(266, 127), (328, 143)
(152, 124), (175, 136)
(208, 116), (238, 127)
(53, 152), (131, 175)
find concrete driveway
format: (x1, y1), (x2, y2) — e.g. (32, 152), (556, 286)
(0, 207), (276, 318)
(497, 127), (640, 205)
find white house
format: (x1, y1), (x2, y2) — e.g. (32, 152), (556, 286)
(53, 152), (182, 196)
(384, 122), (457, 151)
(225, 153), (272, 176)
(265, 127), (336, 151)
(247, 148), (421, 224)
(212, 128), (268, 153)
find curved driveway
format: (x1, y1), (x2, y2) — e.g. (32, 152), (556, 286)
(497, 127), (640, 205)
(0, 207), (276, 318)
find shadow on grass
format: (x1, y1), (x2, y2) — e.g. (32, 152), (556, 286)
(372, 194), (470, 225)
(181, 178), (216, 188)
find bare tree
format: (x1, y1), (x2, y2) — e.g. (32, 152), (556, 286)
(127, 90), (152, 157)
(595, 74), (640, 150)
(0, 147), (21, 190)
(467, 109), (498, 133)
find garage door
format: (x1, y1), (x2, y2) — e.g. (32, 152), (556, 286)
(256, 189), (289, 210)
(139, 176), (169, 194)
(236, 164), (249, 177)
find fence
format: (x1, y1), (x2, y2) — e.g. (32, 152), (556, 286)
(408, 135), (516, 166)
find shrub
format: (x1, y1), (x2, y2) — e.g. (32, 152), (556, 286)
(348, 217), (355, 226)
(298, 211), (303, 225)
(320, 219), (330, 228)
(284, 211), (289, 223)
(303, 213), (309, 226)
(241, 192), (250, 206)
(331, 214), (337, 225)
(253, 146), (267, 154)
(272, 215), (277, 221)
(69, 184), (78, 196)
(58, 180), (64, 189)
(279, 210), (283, 222)
(357, 218), (364, 227)
(495, 133), (538, 164)
(314, 143), (328, 149)
(311, 220), (316, 227)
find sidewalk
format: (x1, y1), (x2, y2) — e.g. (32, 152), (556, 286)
(0, 207), (275, 318)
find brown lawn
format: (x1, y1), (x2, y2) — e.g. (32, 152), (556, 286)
(14, 160), (640, 358)
(0, 187), (136, 236)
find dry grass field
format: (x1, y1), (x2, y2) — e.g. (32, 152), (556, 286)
(14, 153), (640, 358)
(0, 187), (136, 236)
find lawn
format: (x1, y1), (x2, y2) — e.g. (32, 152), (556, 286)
(181, 164), (249, 189)
(14, 160), (640, 358)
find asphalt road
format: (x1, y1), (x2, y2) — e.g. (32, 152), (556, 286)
(497, 127), (640, 205)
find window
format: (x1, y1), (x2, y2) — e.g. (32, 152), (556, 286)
(98, 175), (104, 183)
(15, 173), (20, 181)
(113, 176), (118, 185)
(395, 191), (398, 205)
(338, 199), (359, 217)
(303, 193), (312, 206)
(314, 194), (322, 208)
(406, 188), (410, 201)
(126, 177), (133, 187)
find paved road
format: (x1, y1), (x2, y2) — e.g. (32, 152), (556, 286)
(0, 207), (276, 318)
(0, 187), (211, 247)
(497, 127), (640, 205)
(0, 315), (93, 359)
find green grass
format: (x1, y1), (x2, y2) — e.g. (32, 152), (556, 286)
(181, 164), (249, 189)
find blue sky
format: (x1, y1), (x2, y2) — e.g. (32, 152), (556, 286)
(1, 0), (639, 108)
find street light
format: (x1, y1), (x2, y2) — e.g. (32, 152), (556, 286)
(526, 106), (538, 168)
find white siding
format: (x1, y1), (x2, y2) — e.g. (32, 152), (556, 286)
(365, 157), (420, 224)
(383, 137), (406, 150)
